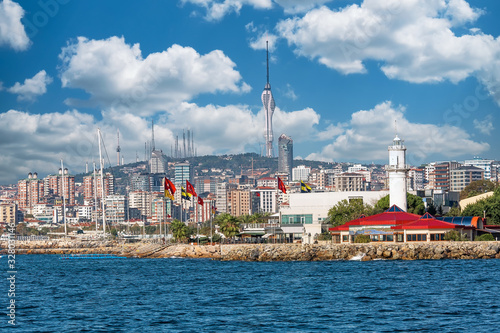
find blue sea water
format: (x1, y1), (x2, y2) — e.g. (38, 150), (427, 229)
(2, 255), (500, 332)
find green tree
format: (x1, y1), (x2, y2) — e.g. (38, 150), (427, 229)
(461, 188), (500, 224)
(171, 219), (190, 243)
(460, 180), (499, 200)
(238, 214), (252, 225)
(215, 213), (240, 239)
(328, 199), (375, 227)
(374, 193), (425, 215)
(445, 205), (461, 217)
(427, 203), (437, 215)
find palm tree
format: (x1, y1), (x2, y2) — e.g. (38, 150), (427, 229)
(171, 219), (189, 243)
(215, 213), (240, 240)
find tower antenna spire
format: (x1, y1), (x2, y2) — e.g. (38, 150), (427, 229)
(266, 40), (269, 85)
(394, 120), (397, 137)
(151, 120), (155, 151)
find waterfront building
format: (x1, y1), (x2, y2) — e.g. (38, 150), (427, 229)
(387, 135), (409, 211)
(278, 134), (293, 178)
(464, 157), (496, 181)
(450, 166), (484, 192)
(292, 165), (310, 182)
(329, 206), (481, 243)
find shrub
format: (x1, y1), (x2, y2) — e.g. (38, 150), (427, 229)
(475, 234), (495, 241)
(354, 234), (371, 243)
(444, 230), (468, 241)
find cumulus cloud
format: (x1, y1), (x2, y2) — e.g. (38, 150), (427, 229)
(276, 0), (500, 103)
(306, 101), (489, 164)
(248, 30), (279, 51)
(274, 0), (333, 14)
(181, 0), (272, 21)
(7, 70), (52, 101)
(58, 36), (251, 115)
(0, 103), (322, 183)
(473, 115), (494, 135)
(0, 0), (30, 51)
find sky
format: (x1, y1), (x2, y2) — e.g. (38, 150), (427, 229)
(0, 0), (499, 184)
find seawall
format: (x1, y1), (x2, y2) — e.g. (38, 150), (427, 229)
(2, 240), (500, 261)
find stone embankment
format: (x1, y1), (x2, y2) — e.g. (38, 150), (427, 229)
(2, 240), (500, 261)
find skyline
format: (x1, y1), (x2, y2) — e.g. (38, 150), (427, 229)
(1, 0), (499, 184)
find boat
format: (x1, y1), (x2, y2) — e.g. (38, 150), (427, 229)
(59, 254), (125, 260)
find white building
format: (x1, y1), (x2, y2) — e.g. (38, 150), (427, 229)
(292, 165), (311, 182)
(77, 205), (93, 220)
(387, 135), (408, 211)
(464, 157), (496, 180)
(251, 187), (278, 213)
(280, 191), (389, 244)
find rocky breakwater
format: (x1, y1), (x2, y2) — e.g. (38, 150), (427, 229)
(219, 242), (500, 261)
(0, 239), (222, 259)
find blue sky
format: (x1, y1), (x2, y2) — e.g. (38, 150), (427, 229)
(0, 0), (499, 184)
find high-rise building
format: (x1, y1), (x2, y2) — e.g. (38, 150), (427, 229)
(262, 41), (275, 158)
(251, 187), (277, 213)
(174, 162), (194, 189)
(149, 121), (167, 174)
(278, 134), (293, 178)
(105, 195), (127, 224)
(215, 182), (236, 213)
(17, 173), (44, 212)
(43, 168), (76, 205)
(432, 161), (461, 191)
(229, 187), (251, 217)
(387, 135), (409, 211)
(83, 172), (114, 202)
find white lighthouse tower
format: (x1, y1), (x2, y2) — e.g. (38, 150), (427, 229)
(387, 134), (408, 211)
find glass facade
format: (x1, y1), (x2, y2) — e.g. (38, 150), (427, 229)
(281, 214), (313, 224)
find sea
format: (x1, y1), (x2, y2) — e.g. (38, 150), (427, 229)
(2, 255), (500, 332)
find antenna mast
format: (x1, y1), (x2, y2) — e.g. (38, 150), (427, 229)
(266, 40), (269, 85)
(116, 129), (121, 166)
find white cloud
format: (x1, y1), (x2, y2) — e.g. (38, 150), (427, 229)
(0, 0), (30, 51)
(282, 83), (297, 100)
(59, 36), (250, 115)
(276, 0), (500, 103)
(248, 30), (279, 51)
(181, 0), (272, 21)
(274, 0), (333, 14)
(0, 104), (322, 183)
(7, 70), (52, 101)
(306, 101), (489, 164)
(473, 115), (494, 135)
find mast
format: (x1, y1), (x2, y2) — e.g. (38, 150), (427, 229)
(61, 159), (67, 236)
(262, 40), (275, 158)
(93, 162), (98, 233)
(98, 128), (106, 235)
(116, 129), (121, 166)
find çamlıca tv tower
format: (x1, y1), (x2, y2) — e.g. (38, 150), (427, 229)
(261, 40), (275, 158)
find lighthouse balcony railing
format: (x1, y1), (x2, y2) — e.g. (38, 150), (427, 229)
(385, 165), (411, 171)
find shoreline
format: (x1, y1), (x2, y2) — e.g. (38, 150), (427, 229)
(3, 240), (500, 261)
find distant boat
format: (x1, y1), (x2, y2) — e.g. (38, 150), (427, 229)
(59, 254), (125, 260)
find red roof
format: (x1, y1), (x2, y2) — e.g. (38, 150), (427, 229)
(391, 219), (457, 230)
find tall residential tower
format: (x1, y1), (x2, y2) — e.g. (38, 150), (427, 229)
(261, 41), (275, 158)
(278, 134), (293, 178)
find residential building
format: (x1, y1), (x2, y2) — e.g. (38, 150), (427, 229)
(229, 187), (251, 217)
(432, 162), (461, 191)
(251, 187), (277, 213)
(174, 162), (194, 189)
(105, 195), (128, 224)
(450, 166), (484, 192)
(0, 203), (17, 224)
(17, 173), (44, 212)
(292, 165), (311, 182)
(215, 182), (236, 213)
(257, 177), (277, 188)
(43, 168), (76, 205)
(464, 157), (496, 181)
(335, 173), (367, 192)
(408, 168), (425, 191)
(83, 172), (115, 202)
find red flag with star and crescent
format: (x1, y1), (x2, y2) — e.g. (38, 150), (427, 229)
(277, 177), (286, 194)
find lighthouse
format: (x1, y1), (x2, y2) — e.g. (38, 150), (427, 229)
(387, 135), (408, 211)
